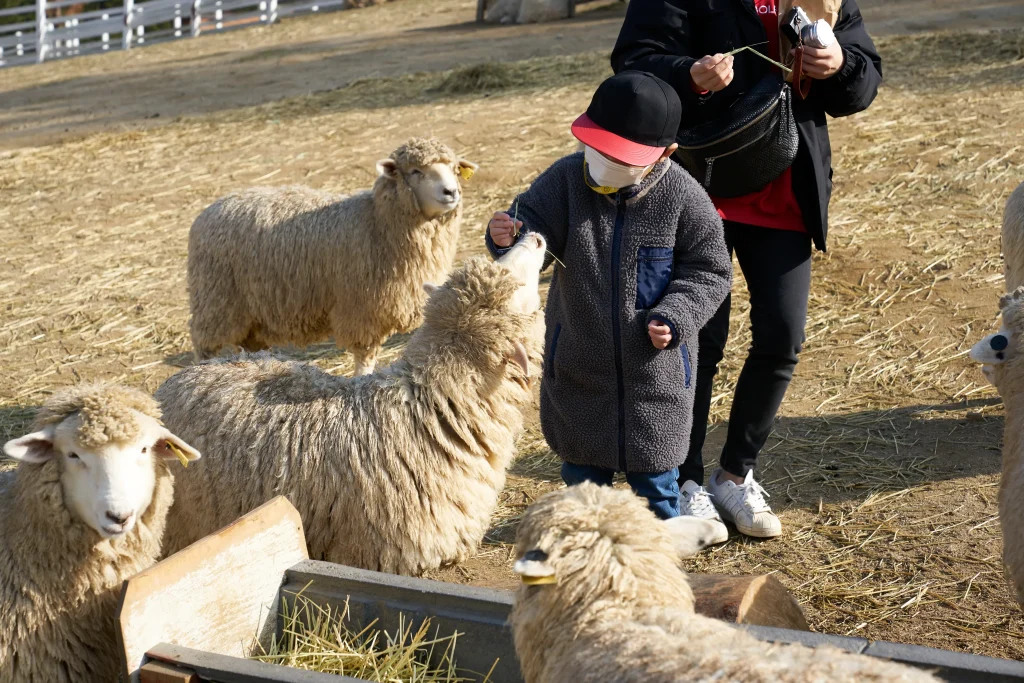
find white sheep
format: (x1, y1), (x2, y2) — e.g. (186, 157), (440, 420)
(158, 235), (547, 576)
(0, 384), (200, 683)
(187, 138), (479, 375)
(971, 286), (1024, 607)
(1002, 181), (1024, 293)
(510, 483), (939, 683)
(483, 0), (569, 24)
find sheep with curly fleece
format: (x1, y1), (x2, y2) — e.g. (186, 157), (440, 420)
(188, 137), (479, 375)
(510, 483), (939, 683)
(0, 384), (199, 683)
(158, 236), (547, 575)
(971, 286), (1024, 606)
(1003, 182), (1024, 293)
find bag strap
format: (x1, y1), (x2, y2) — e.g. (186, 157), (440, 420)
(792, 46), (813, 100)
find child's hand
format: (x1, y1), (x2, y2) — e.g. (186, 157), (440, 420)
(648, 320), (673, 350)
(489, 211), (523, 248)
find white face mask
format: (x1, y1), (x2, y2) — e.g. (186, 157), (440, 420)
(584, 146), (652, 191)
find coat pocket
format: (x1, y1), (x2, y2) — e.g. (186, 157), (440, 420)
(681, 342), (692, 389)
(635, 247), (674, 309)
(547, 323), (562, 379)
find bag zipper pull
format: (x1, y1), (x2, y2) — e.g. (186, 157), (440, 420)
(704, 157), (715, 189)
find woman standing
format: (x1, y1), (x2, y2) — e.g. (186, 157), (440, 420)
(612, 0), (882, 539)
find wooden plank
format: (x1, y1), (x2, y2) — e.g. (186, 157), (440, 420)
(145, 643), (363, 683)
(118, 497), (308, 683)
(687, 574), (810, 631)
(140, 660), (199, 683)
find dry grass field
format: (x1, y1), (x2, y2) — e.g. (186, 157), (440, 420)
(2, 0), (1024, 662)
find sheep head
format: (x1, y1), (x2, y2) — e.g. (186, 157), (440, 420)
(512, 483), (696, 621)
(414, 236), (545, 386)
(3, 384), (200, 539)
(971, 287), (1024, 390)
(376, 138), (478, 220)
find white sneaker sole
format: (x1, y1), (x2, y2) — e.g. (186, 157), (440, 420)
(716, 507), (782, 539)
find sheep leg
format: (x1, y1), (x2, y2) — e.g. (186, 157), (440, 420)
(351, 346), (379, 376)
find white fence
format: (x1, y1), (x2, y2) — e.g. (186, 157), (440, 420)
(0, 0), (346, 67)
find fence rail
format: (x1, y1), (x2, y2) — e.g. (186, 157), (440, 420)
(0, 0), (344, 67)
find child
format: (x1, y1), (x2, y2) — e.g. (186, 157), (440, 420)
(486, 71), (732, 531)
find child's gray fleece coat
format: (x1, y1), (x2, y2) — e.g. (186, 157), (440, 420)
(487, 152), (731, 473)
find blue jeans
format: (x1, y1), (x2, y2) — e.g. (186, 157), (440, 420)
(561, 462), (681, 520)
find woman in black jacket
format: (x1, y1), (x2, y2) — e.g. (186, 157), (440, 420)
(612, 0), (882, 540)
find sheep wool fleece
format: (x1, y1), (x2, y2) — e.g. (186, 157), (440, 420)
(488, 153), (731, 473)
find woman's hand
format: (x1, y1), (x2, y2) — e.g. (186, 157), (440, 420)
(795, 42), (845, 79)
(689, 54), (734, 93)
(648, 320), (673, 350)
(489, 211), (523, 248)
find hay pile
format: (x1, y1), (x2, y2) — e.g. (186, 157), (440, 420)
(253, 592), (496, 681)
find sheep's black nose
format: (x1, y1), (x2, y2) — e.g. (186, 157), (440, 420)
(106, 511), (131, 525)
(442, 188), (457, 199)
(991, 335), (1009, 351)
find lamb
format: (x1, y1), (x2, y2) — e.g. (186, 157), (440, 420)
(510, 482), (939, 683)
(157, 235), (547, 576)
(187, 137), (479, 375)
(1003, 181), (1024, 293)
(0, 384), (200, 683)
(970, 286), (1024, 607)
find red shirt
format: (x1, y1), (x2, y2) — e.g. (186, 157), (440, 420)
(709, 0), (806, 233)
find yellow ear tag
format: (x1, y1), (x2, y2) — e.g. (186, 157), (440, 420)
(582, 161), (618, 195)
(459, 166), (475, 181)
(520, 574), (557, 586)
(166, 441), (190, 468)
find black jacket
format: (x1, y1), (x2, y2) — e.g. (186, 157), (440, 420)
(611, 0), (882, 251)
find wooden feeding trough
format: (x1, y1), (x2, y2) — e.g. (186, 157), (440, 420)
(119, 497), (1024, 683)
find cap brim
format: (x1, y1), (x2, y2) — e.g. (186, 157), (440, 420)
(571, 113), (666, 166)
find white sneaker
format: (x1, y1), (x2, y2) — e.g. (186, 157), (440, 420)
(678, 480), (729, 545)
(706, 469), (782, 538)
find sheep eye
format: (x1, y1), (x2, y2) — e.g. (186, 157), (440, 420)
(410, 169), (423, 177)
(523, 549), (549, 561)
(68, 452), (80, 460)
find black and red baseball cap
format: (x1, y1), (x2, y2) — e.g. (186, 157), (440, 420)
(571, 71), (681, 166)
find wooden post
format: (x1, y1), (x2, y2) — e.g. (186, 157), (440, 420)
(475, 0), (484, 22)
(122, 0), (134, 49)
(688, 574), (809, 631)
(35, 0), (46, 62)
(267, 0), (277, 24)
(190, 0), (201, 37)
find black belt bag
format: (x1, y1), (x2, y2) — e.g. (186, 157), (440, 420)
(673, 72), (799, 198)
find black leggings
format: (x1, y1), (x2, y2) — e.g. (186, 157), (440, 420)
(678, 222), (812, 487)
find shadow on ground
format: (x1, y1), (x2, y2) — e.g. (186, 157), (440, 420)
(508, 399), (1005, 511)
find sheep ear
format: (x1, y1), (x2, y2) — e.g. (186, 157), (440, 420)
(510, 340), (530, 378)
(514, 549), (556, 585)
(153, 429), (201, 466)
(423, 283), (439, 296)
(376, 159), (400, 179)
(664, 516), (716, 558)
(457, 159), (478, 181)
(4, 425), (57, 463)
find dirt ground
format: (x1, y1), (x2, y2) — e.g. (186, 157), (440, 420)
(2, 0), (1024, 663)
